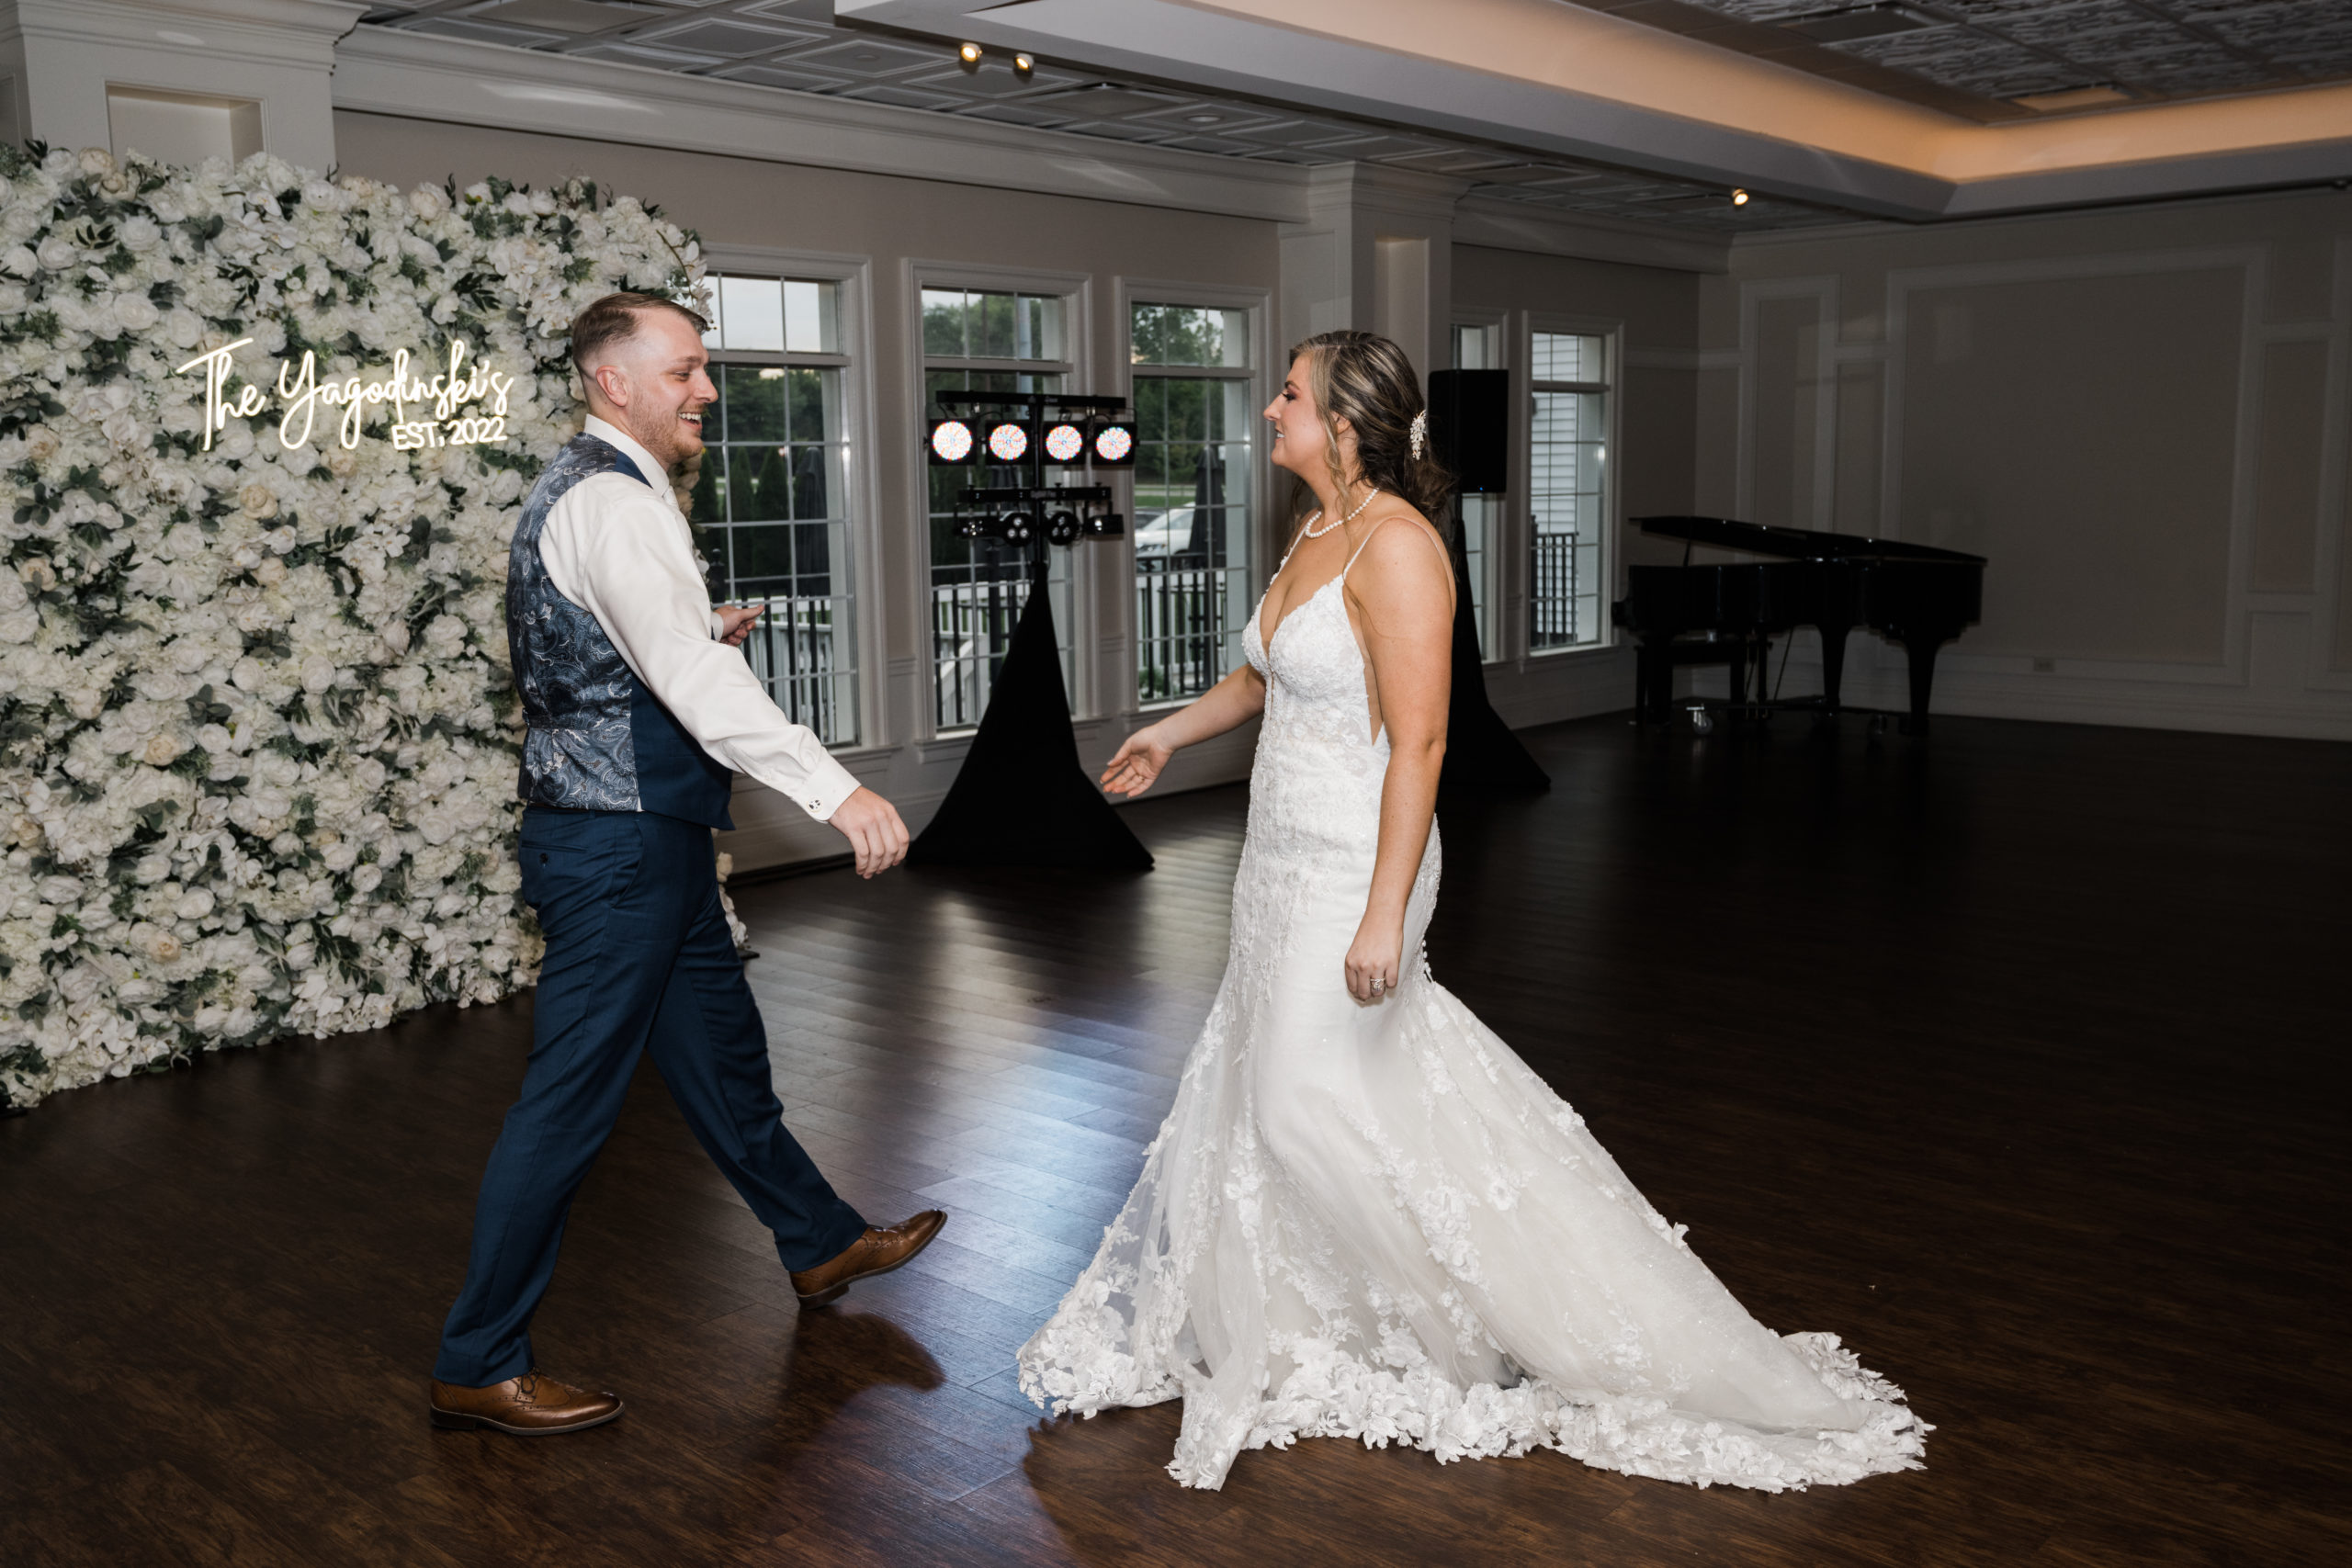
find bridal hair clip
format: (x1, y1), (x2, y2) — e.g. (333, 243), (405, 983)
(1408, 410), (1428, 461)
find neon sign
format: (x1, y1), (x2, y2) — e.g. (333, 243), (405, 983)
(174, 340), (516, 453)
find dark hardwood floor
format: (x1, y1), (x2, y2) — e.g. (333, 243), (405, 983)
(5, 713), (2346, 1567)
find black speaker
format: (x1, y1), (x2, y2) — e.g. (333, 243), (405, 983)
(1425, 369), (1509, 494)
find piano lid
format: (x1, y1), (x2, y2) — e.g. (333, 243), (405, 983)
(1633, 515), (1985, 566)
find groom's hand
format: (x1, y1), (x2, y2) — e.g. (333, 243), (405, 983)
(830, 786), (910, 878)
(714, 604), (762, 648)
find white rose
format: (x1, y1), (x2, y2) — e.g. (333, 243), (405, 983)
(0, 246), (36, 277)
(175, 887), (216, 920)
(151, 931), (183, 964)
(300, 655), (336, 694)
(36, 234), (78, 271)
(120, 215), (162, 252)
(111, 292), (161, 333)
(352, 864), (383, 894)
(238, 483), (279, 519)
(141, 732), (187, 767)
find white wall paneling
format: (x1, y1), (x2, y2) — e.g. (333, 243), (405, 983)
(0, 0), (359, 170)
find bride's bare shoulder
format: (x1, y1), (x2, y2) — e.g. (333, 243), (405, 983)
(1346, 502), (1455, 617)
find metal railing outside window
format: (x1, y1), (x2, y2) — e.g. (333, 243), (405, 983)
(922, 284), (1074, 730)
(1530, 330), (1610, 652)
(692, 272), (859, 745)
(1131, 301), (1253, 706)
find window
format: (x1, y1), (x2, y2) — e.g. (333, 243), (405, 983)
(1529, 330), (1611, 652)
(1130, 302), (1254, 706)
(922, 285), (1075, 730)
(1450, 321), (1501, 661)
(690, 273), (858, 745)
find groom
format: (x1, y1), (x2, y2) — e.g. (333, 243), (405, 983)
(428, 292), (944, 1437)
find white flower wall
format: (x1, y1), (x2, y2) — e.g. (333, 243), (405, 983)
(0, 145), (705, 1108)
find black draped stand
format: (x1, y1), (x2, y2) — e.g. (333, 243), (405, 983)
(909, 558), (1155, 872)
(1438, 519), (1549, 798)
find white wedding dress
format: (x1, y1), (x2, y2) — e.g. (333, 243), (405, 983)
(1018, 528), (1928, 1492)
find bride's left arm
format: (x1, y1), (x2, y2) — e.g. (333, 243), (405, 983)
(1345, 521), (1455, 1002)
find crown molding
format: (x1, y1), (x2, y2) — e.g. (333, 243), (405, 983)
(0, 0), (363, 63)
(330, 24), (1315, 224)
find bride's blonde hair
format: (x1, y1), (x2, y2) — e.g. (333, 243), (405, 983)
(1286, 331), (1454, 544)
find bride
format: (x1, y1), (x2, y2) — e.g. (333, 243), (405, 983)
(1018, 331), (1927, 1492)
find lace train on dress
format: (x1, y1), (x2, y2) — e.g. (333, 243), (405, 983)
(1018, 549), (1928, 1492)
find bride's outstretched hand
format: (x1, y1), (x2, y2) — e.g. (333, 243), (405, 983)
(1101, 727), (1174, 798)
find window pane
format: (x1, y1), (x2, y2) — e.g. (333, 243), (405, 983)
(977, 290), (1014, 358)
(783, 279), (838, 355)
(719, 276), (785, 353)
(1132, 302), (1248, 367)
(721, 365), (788, 443)
(1452, 322), (1499, 371)
(1532, 331), (1604, 384)
(1530, 387), (1606, 651)
(922, 289), (967, 356)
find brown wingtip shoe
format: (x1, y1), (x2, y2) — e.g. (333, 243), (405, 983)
(789, 1211), (948, 1308)
(428, 1370), (624, 1436)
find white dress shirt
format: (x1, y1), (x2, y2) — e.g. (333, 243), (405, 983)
(537, 415), (863, 822)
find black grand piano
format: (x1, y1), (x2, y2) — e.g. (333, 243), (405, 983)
(1611, 516), (1984, 733)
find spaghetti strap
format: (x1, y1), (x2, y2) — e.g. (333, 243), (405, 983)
(1340, 519), (1392, 579)
(1340, 516), (1451, 581)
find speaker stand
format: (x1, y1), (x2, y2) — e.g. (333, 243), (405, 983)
(910, 551), (1155, 872)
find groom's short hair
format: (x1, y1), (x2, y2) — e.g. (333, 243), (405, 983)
(569, 292), (710, 375)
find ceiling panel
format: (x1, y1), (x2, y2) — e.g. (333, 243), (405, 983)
(356, 2), (1850, 231)
(1583, 1), (2352, 116)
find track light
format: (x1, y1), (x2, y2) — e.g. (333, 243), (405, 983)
(957, 40), (981, 73)
(1731, 188), (1750, 207)
(1012, 52), (1035, 80)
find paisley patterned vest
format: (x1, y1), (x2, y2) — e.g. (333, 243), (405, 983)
(506, 433), (736, 829)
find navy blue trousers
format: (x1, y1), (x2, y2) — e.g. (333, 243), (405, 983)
(435, 807), (865, 1386)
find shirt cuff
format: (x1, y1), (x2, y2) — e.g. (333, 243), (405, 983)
(794, 752), (866, 823)
(707, 609), (725, 639)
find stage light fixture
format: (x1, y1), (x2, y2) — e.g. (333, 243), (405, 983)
(1012, 52), (1035, 80)
(1041, 419), (1087, 465)
(1046, 508), (1080, 546)
(999, 510), (1035, 545)
(1082, 511), (1125, 538)
(929, 416), (978, 465)
(957, 41), (981, 73)
(984, 419), (1033, 464)
(1731, 188), (1750, 207)
(1090, 418), (1136, 467)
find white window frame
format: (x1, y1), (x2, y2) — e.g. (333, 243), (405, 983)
(698, 244), (880, 752)
(907, 260), (1093, 733)
(1523, 311), (1623, 659)
(1116, 278), (1272, 712)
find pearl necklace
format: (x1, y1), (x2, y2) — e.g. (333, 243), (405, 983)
(1300, 486), (1381, 539)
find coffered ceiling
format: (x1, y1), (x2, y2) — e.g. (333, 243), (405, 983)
(353, 0), (1851, 232)
(1576, 1), (2352, 123)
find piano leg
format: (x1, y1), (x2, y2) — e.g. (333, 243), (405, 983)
(1818, 622), (1852, 712)
(1898, 629), (1958, 735)
(1637, 635), (1674, 723)
(1726, 640), (1747, 715)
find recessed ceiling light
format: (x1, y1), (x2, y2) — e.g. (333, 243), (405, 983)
(1731, 188), (1750, 207)
(1779, 4), (1933, 45)
(1185, 113), (1220, 125)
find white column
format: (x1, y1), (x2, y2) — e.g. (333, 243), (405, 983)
(0, 0), (362, 172)
(1276, 163), (1467, 383)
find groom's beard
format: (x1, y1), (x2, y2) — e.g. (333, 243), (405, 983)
(623, 403), (704, 479)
